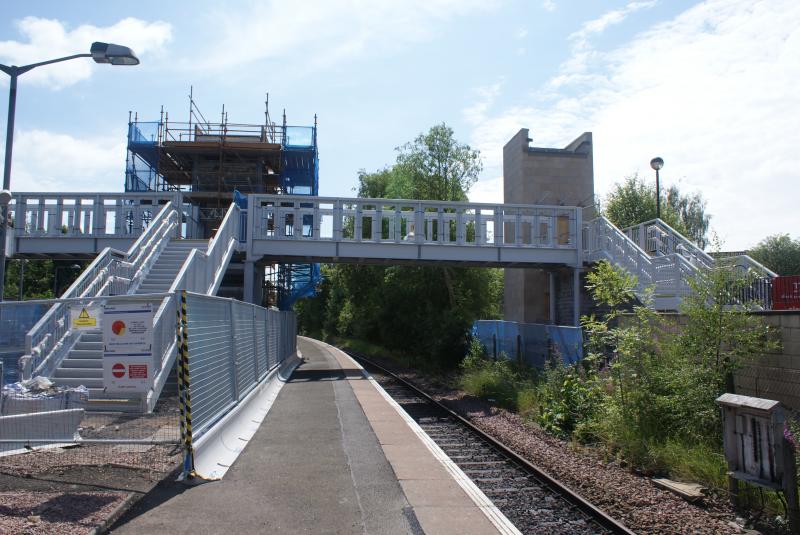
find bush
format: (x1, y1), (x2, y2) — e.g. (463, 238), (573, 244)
(460, 339), (534, 411)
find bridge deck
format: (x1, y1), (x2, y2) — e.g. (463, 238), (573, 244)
(112, 337), (504, 534)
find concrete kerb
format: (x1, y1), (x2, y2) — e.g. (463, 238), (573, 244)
(188, 350), (303, 481)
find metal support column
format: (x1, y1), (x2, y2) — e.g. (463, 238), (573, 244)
(244, 261), (255, 304)
(573, 267), (581, 327)
(549, 271), (556, 324)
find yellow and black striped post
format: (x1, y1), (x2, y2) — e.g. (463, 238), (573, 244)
(175, 294), (187, 457)
(177, 290), (197, 480)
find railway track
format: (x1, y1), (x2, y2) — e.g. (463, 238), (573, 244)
(350, 353), (636, 535)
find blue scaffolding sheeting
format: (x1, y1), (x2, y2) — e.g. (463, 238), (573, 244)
(123, 106), (322, 310)
(471, 320), (584, 368)
(278, 125), (320, 307)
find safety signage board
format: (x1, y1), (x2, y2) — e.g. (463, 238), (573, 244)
(102, 303), (153, 355)
(70, 305), (100, 330)
(103, 356), (152, 392)
(102, 303), (154, 392)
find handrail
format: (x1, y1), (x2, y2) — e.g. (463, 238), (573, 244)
(168, 202), (240, 296)
(259, 193), (581, 211)
(622, 218), (775, 278)
(22, 201), (181, 379)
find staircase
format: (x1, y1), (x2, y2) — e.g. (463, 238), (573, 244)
(135, 239), (207, 294)
(585, 217), (775, 311)
(49, 238), (208, 411)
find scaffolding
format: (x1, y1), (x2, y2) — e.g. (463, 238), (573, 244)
(125, 89), (321, 309)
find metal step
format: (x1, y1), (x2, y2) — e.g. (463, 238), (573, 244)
(53, 367), (102, 379)
(55, 377), (103, 388)
(74, 341), (102, 351)
(58, 358), (103, 368)
(68, 349), (103, 359)
(80, 333), (102, 342)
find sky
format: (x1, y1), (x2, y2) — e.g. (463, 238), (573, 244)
(0, 0), (797, 250)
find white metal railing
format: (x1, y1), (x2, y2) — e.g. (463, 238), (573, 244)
(22, 201), (181, 379)
(585, 216), (654, 292)
(10, 192), (180, 239)
(138, 202), (240, 410)
(249, 195), (580, 250)
(170, 202), (239, 295)
(589, 216), (778, 310)
(622, 218), (776, 278)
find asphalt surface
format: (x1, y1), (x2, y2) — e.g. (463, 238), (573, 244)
(111, 338), (420, 534)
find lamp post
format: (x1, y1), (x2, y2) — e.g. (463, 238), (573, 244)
(0, 42), (139, 301)
(650, 157), (664, 220)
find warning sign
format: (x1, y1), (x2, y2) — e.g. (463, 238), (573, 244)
(102, 302), (154, 393)
(102, 303), (153, 355)
(103, 356), (151, 392)
(70, 305), (100, 330)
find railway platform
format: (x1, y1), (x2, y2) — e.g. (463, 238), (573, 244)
(111, 337), (513, 534)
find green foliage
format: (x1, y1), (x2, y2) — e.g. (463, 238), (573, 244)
(602, 174), (710, 248)
(392, 123), (482, 202)
(296, 124), (500, 368)
(2, 259), (59, 300)
(749, 233), (800, 275)
(537, 359), (604, 438)
(460, 340), (534, 411)
(454, 259), (777, 498)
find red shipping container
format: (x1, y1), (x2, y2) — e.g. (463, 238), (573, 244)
(772, 275), (800, 310)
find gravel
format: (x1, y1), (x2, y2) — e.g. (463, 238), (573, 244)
(0, 491), (127, 535)
(354, 352), (766, 535)
(0, 395), (181, 534)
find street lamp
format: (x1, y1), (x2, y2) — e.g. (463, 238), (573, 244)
(0, 42), (139, 301)
(650, 157), (664, 220)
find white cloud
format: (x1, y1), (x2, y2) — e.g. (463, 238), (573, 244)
(194, 0), (502, 71)
(469, 175), (503, 204)
(0, 17), (172, 89)
(542, 0), (557, 12)
(6, 129), (125, 192)
(465, 0), (800, 249)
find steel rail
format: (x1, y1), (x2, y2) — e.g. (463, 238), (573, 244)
(349, 352), (636, 535)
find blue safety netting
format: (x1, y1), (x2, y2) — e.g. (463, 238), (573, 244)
(277, 124), (320, 309)
(471, 320), (584, 368)
(126, 121), (161, 192)
(0, 303), (48, 384)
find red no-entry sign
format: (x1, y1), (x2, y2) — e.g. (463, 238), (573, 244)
(112, 363), (125, 378)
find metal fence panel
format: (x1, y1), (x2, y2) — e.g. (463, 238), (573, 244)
(547, 325), (584, 365)
(232, 301), (257, 399)
(185, 294), (236, 436)
(183, 294), (297, 440)
(267, 310), (278, 370)
(472, 320), (583, 368)
(255, 308), (268, 380)
(519, 323), (549, 369)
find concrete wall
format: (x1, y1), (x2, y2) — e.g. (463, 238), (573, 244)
(621, 312), (800, 411)
(735, 312), (800, 410)
(503, 129), (594, 325)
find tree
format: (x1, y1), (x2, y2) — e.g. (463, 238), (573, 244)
(748, 234), (800, 276)
(3, 259), (56, 300)
(603, 174), (711, 248)
(296, 124), (501, 367)
(389, 123), (482, 202)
